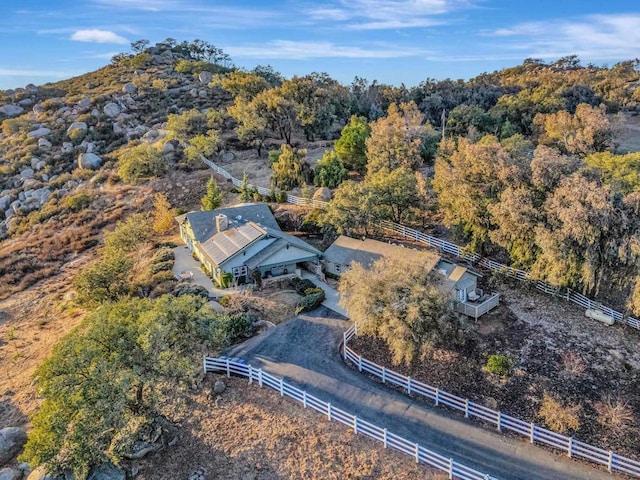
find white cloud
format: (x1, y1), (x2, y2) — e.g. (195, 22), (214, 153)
(0, 68), (74, 78)
(486, 14), (640, 60)
(226, 40), (431, 59)
(71, 29), (130, 44)
(306, 0), (471, 30)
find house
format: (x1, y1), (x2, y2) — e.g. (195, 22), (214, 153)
(323, 235), (499, 319)
(177, 204), (321, 287)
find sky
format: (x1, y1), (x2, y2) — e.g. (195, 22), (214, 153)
(0, 0), (639, 90)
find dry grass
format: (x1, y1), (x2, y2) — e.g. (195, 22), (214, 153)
(134, 376), (446, 480)
(538, 392), (581, 434)
(223, 289), (300, 325)
(595, 397), (635, 440)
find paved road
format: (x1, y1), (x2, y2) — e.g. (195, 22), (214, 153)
(227, 307), (615, 480)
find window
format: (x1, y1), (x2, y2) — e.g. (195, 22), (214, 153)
(335, 264), (341, 273)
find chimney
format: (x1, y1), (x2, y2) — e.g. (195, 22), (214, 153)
(215, 214), (228, 232)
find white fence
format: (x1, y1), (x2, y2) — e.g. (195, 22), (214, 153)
(202, 156), (640, 332)
(343, 325), (640, 478)
(204, 355), (498, 480)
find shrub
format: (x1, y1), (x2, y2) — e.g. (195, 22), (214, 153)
(219, 295), (231, 307)
(538, 392), (581, 434)
(484, 354), (513, 377)
(289, 277), (316, 295)
(304, 287), (324, 296)
(172, 284), (209, 298)
(295, 291), (325, 314)
(150, 260), (173, 275)
(595, 396), (635, 439)
(63, 192), (92, 212)
(118, 144), (166, 183)
(152, 248), (174, 264)
(219, 312), (254, 340)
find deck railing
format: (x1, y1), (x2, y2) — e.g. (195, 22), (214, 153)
(204, 355), (497, 480)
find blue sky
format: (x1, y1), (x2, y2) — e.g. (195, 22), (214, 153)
(1, 0), (639, 90)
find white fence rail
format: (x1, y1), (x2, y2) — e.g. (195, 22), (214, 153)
(343, 325), (640, 478)
(202, 156), (640, 332)
(204, 355), (498, 480)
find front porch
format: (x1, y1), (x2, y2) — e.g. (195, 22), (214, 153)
(455, 291), (500, 320)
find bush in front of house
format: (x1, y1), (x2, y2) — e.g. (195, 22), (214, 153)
(289, 277), (316, 295)
(304, 287), (324, 296)
(295, 291), (325, 315)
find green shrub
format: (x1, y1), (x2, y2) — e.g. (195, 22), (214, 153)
(118, 144), (166, 183)
(172, 284), (209, 298)
(485, 354), (513, 377)
(277, 191), (288, 203)
(63, 192), (92, 212)
(295, 292), (325, 314)
(219, 312), (254, 340)
(220, 273), (233, 288)
(219, 295), (231, 307)
(152, 248), (174, 264)
(289, 277), (316, 295)
(150, 260), (174, 275)
(304, 287), (324, 296)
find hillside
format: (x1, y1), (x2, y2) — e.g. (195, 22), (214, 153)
(1, 41), (640, 479)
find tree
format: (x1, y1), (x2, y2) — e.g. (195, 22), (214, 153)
(533, 103), (613, 156)
(184, 131), (219, 163)
(118, 144), (166, 183)
(530, 145), (581, 192)
(433, 136), (523, 251)
(21, 295), (252, 478)
(334, 115), (371, 173)
(532, 173), (618, 295)
(271, 145), (310, 190)
(252, 88), (298, 144)
(365, 101), (428, 174)
(322, 180), (378, 236)
(213, 70), (270, 99)
(314, 150), (347, 188)
(152, 193), (175, 234)
(130, 39), (150, 53)
(251, 65), (284, 87)
(73, 253), (133, 306)
(167, 109), (208, 141)
(584, 151), (640, 194)
(227, 96), (269, 156)
(201, 177), (223, 210)
(366, 167), (419, 223)
(103, 213), (153, 256)
(338, 257), (465, 366)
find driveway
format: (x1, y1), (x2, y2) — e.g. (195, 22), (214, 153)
(226, 307), (615, 480)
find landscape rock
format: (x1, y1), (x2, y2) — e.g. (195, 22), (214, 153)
(30, 157), (41, 169)
(103, 102), (121, 118)
(18, 98), (33, 107)
(26, 127), (51, 139)
(62, 142), (73, 153)
(0, 105), (24, 117)
(313, 187), (332, 202)
(86, 463), (125, 480)
(122, 82), (137, 94)
(36, 160), (47, 171)
(31, 188), (51, 205)
(76, 97), (91, 112)
(20, 168), (35, 180)
(0, 468), (21, 480)
(188, 467), (207, 480)
(66, 122), (88, 139)
(213, 380), (226, 394)
(90, 109), (100, 118)
(78, 152), (102, 170)
(25, 84), (37, 92)
(32, 104), (44, 115)
(0, 196), (11, 211)
(198, 71), (212, 85)
(0, 427), (27, 465)
(38, 138), (52, 149)
(125, 125), (148, 140)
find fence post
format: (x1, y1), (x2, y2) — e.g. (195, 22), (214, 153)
(415, 443), (419, 463)
(258, 369), (263, 387)
(383, 428), (388, 448)
(328, 403), (332, 421)
(354, 322), (358, 335)
(497, 412), (501, 432)
(279, 378), (284, 396)
(407, 377), (412, 395)
(226, 358), (230, 378)
(358, 355), (363, 372)
(464, 399), (469, 418)
(435, 388), (439, 406)
(449, 458), (453, 479)
(607, 451), (613, 473)
(530, 424), (535, 444)
(568, 437), (573, 458)
(303, 391), (307, 408)
(382, 367), (386, 383)
(353, 416), (358, 434)
(248, 364), (253, 384)
(203, 356), (207, 374)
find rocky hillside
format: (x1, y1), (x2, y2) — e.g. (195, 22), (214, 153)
(0, 42), (231, 239)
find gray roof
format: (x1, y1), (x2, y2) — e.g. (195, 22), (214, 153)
(181, 203), (281, 243)
(244, 232), (321, 270)
(199, 222), (266, 266)
(323, 236), (440, 271)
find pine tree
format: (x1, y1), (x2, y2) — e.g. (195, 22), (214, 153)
(201, 177), (223, 210)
